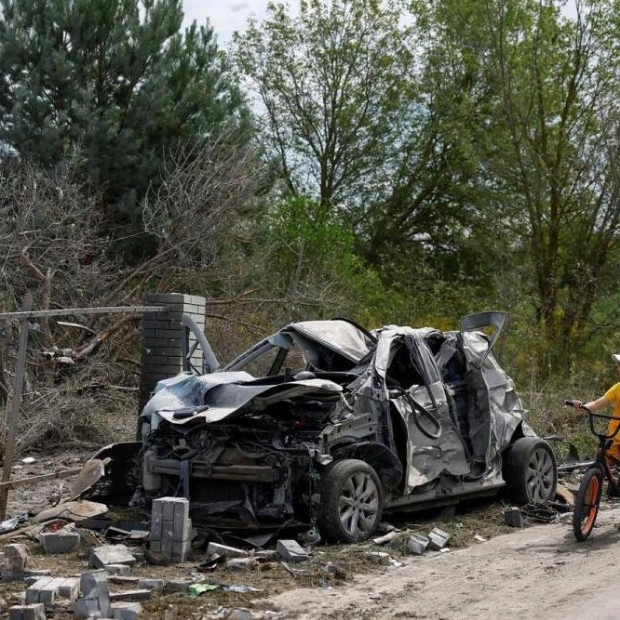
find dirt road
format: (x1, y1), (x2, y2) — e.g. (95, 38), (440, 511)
(263, 502), (620, 620)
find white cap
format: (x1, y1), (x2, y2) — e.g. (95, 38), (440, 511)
(612, 353), (620, 363)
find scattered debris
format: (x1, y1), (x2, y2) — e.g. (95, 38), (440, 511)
(364, 551), (391, 565)
(280, 561), (306, 578)
(32, 500), (107, 524)
(276, 539), (310, 563)
(206, 543), (249, 559)
(555, 484), (576, 506)
(0, 516), (22, 534)
(225, 558), (258, 572)
(428, 527), (450, 550)
(519, 502), (559, 523)
(407, 534), (430, 555)
(504, 507), (524, 528)
(189, 583), (219, 596)
(323, 562), (346, 580)
(373, 530), (403, 545)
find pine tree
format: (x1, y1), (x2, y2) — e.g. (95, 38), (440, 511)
(0, 0), (252, 255)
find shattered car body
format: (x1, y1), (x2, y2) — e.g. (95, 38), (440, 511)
(85, 312), (557, 544)
(122, 312), (557, 543)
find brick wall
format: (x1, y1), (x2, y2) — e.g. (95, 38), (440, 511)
(139, 293), (206, 412)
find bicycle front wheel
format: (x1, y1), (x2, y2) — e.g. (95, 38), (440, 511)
(573, 467), (604, 542)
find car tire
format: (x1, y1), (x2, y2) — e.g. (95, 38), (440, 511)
(502, 437), (557, 504)
(318, 459), (384, 543)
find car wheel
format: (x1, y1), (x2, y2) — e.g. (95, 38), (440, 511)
(503, 437), (557, 504)
(318, 459), (384, 543)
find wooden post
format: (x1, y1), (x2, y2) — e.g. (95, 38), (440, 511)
(0, 294), (32, 520)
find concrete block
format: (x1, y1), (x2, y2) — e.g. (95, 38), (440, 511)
(26, 577), (80, 605)
(109, 576), (140, 586)
(74, 593), (103, 619)
(4, 544), (28, 571)
(163, 580), (190, 593)
(276, 539), (310, 563)
(25, 577), (57, 606)
(8, 604), (46, 620)
(73, 570), (111, 618)
(428, 527), (450, 550)
(76, 570), (111, 619)
(172, 501), (190, 542)
(504, 507), (524, 527)
(111, 601), (143, 620)
(150, 498), (190, 562)
(40, 531), (81, 554)
(407, 534), (430, 555)
(109, 589), (151, 602)
(57, 578), (80, 601)
(89, 545), (136, 569)
(80, 570), (110, 594)
(137, 578), (164, 591)
(103, 564), (132, 576)
(170, 539), (191, 563)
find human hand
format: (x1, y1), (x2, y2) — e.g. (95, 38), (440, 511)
(565, 399), (583, 409)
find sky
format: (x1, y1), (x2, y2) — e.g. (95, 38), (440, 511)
(182, 1), (271, 46)
(182, 1), (579, 46)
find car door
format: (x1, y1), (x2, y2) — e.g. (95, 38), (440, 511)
(380, 328), (470, 492)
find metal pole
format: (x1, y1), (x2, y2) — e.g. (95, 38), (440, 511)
(0, 294), (32, 520)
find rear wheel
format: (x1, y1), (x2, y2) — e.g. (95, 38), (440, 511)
(318, 459), (384, 543)
(572, 467), (603, 542)
(503, 437), (557, 504)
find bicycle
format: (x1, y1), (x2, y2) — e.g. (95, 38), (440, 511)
(565, 399), (620, 541)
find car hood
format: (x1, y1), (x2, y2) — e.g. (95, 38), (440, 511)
(141, 371), (343, 425)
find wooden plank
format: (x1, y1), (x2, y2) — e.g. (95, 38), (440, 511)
(0, 467), (83, 490)
(0, 294), (32, 520)
(0, 305), (164, 320)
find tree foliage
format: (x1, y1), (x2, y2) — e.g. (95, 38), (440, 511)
(236, 0), (620, 369)
(415, 0), (620, 364)
(234, 0), (413, 211)
(0, 0), (252, 251)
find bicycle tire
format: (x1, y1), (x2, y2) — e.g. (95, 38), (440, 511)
(572, 467), (604, 541)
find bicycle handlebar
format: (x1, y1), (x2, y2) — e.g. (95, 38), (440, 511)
(564, 399), (590, 412)
(565, 399), (620, 440)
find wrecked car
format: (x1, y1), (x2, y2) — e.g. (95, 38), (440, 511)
(88, 312), (557, 544)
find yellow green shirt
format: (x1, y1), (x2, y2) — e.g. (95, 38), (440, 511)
(604, 383), (620, 437)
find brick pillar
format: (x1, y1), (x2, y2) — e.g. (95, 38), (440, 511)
(139, 293), (206, 413)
